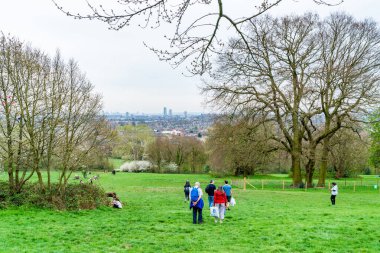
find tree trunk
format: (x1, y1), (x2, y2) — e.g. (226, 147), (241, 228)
(291, 124), (303, 187)
(36, 170), (45, 191)
(305, 144), (317, 187)
(335, 161), (344, 179)
(317, 139), (329, 187)
(305, 159), (316, 187)
(291, 152), (302, 187)
(8, 169), (14, 195)
(47, 165), (51, 189)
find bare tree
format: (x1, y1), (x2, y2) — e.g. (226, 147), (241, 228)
(204, 13), (380, 187)
(0, 33), (107, 194)
(42, 51), (69, 189)
(204, 13), (320, 186)
(112, 124), (154, 160)
(14, 46), (52, 191)
(53, 0), (342, 75)
(325, 127), (370, 178)
(146, 135), (207, 173)
(0, 35), (22, 193)
(314, 13), (380, 186)
(56, 59), (103, 191)
(206, 116), (278, 176)
(146, 136), (167, 172)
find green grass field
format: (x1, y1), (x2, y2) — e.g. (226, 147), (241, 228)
(0, 173), (380, 252)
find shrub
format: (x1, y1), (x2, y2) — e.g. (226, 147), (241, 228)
(60, 184), (108, 210)
(119, 160), (153, 172)
(0, 182), (108, 210)
(363, 167), (371, 175)
(163, 163), (178, 173)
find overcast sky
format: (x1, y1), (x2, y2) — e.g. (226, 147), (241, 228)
(0, 0), (379, 114)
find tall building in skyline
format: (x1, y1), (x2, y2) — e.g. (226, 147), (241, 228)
(169, 109), (173, 117)
(163, 107), (167, 117)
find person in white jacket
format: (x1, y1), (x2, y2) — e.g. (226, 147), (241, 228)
(330, 182), (338, 205)
(112, 197), (123, 209)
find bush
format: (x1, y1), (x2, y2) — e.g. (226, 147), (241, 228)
(119, 160), (153, 172)
(363, 167), (371, 175)
(203, 165), (211, 173)
(162, 163), (178, 173)
(0, 182), (108, 210)
(59, 184), (108, 210)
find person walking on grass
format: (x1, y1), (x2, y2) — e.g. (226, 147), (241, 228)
(184, 180), (191, 202)
(331, 182), (338, 205)
(213, 186), (228, 223)
(190, 182), (204, 224)
(222, 180), (232, 210)
(205, 180), (216, 208)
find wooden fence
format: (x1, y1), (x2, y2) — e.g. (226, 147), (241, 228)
(231, 177), (380, 192)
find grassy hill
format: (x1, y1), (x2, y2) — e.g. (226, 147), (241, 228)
(0, 173), (379, 252)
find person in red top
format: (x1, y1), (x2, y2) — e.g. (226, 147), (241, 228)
(213, 186), (228, 223)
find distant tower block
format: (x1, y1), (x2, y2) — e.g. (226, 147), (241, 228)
(169, 109), (173, 117)
(184, 111), (188, 118)
(163, 107), (167, 117)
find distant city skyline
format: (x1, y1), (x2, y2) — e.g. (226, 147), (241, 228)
(103, 108), (204, 116)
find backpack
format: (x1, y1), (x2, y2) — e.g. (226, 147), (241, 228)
(205, 185), (209, 194)
(190, 187), (199, 202)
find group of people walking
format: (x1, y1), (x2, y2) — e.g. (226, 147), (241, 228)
(184, 180), (233, 224)
(183, 179), (338, 224)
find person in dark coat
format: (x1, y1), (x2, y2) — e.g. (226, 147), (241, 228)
(184, 180), (191, 202)
(205, 180), (216, 207)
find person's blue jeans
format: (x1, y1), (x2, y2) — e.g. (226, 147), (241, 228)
(208, 196), (214, 207)
(192, 207), (203, 224)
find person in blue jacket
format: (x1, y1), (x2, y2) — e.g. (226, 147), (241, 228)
(189, 182), (204, 224)
(222, 180), (232, 210)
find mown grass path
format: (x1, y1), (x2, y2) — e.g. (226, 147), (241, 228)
(0, 173), (379, 252)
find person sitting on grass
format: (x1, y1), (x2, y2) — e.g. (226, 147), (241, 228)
(112, 197), (123, 209)
(213, 186), (228, 224)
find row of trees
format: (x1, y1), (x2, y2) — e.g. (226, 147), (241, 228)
(204, 13), (380, 187)
(147, 135), (207, 173)
(109, 117), (371, 180)
(0, 34), (109, 194)
(112, 124), (154, 161)
(206, 116), (371, 179)
(110, 125), (207, 173)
